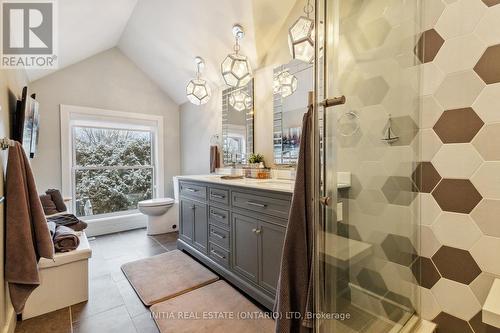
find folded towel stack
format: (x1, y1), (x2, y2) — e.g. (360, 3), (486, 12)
(46, 214), (87, 232)
(53, 225), (80, 253)
(40, 189), (67, 215)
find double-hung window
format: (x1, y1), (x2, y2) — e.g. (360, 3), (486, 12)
(61, 105), (164, 220)
(72, 126), (155, 217)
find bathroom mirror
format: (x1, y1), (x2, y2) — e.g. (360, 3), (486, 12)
(222, 79), (254, 165)
(273, 60), (313, 165)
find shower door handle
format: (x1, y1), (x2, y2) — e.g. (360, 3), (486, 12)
(320, 196), (332, 206)
(320, 95), (346, 108)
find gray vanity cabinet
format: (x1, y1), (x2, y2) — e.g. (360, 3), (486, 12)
(192, 201), (208, 253)
(179, 199), (195, 243)
(177, 180), (292, 310)
(232, 213), (260, 283)
(259, 220), (286, 294)
(232, 213), (286, 293)
(179, 188), (208, 254)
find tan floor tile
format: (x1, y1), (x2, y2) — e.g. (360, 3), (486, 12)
(15, 308), (71, 333)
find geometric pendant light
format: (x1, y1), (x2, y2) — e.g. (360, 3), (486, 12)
(221, 24), (253, 88)
(274, 70), (298, 98)
(229, 89), (252, 112)
(186, 56), (211, 106)
(288, 0), (315, 64)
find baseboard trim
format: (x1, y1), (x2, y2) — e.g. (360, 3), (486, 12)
(84, 213), (147, 236)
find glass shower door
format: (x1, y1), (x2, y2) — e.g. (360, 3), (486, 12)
(316, 0), (421, 332)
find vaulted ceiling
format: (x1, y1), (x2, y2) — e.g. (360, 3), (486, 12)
(27, 0), (300, 105)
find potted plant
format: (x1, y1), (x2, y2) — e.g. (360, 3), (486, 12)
(248, 153), (264, 168)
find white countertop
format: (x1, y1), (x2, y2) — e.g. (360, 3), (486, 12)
(176, 174), (351, 194)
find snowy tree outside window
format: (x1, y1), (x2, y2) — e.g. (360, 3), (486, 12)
(72, 126), (154, 217)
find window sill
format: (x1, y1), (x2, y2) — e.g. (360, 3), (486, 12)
(80, 211), (147, 236)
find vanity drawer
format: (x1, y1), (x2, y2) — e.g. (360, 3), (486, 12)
(209, 243), (230, 267)
(208, 206), (230, 229)
(232, 191), (291, 220)
(209, 187), (229, 206)
(180, 182), (207, 201)
(209, 224), (230, 250)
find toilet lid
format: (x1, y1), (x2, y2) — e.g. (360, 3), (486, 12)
(138, 198), (175, 207)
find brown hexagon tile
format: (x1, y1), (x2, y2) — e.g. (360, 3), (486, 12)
(381, 234), (417, 266)
(415, 29), (445, 63)
(337, 222), (362, 241)
(413, 162), (442, 193)
(474, 45), (500, 85)
(433, 312), (474, 333)
(432, 179), (482, 214)
(469, 311), (500, 333)
(411, 256), (441, 289)
(356, 268), (388, 297)
(482, 0), (500, 6)
(381, 176), (418, 206)
(472, 123), (500, 161)
(432, 246), (482, 285)
(433, 108), (484, 143)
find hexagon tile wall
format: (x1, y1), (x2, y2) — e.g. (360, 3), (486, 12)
(416, 0), (500, 332)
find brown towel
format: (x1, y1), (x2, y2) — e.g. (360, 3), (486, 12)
(46, 189), (67, 212)
(274, 106), (314, 332)
(46, 213), (88, 231)
(5, 142), (54, 314)
(39, 194), (59, 215)
(210, 145), (220, 173)
(53, 225), (80, 252)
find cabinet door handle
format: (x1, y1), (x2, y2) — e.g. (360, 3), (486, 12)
(191, 205), (196, 210)
(211, 250), (226, 260)
(211, 211), (225, 219)
(211, 193), (225, 199)
(247, 201), (267, 208)
(252, 228), (262, 234)
(185, 188), (198, 192)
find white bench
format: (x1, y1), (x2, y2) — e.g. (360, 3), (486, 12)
(23, 232), (92, 319)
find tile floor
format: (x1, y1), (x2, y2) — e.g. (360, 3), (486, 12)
(15, 228), (178, 333)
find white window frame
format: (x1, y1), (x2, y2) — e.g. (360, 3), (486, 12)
(61, 105), (164, 224)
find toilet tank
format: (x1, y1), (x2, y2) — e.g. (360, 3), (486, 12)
(173, 176), (180, 201)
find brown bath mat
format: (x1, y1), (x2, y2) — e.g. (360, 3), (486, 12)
(150, 280), (275, 332)
(121, 250), (218, 306)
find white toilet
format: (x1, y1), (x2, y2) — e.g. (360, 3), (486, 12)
(138, 177), (180, 235)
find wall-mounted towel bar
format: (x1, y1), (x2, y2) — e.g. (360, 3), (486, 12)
(0, 138), (15, 150)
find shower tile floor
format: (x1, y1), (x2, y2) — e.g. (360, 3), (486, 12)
(15, 228), (178, 333)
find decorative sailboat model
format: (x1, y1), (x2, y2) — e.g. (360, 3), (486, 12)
(381, 115), (399, 144)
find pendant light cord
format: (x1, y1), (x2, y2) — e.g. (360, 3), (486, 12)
(233, 36), (240, 54)
(304, 0), (313, 17)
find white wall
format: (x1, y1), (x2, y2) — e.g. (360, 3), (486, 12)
(0, 68), (29, 333)
(30, 48), (181, 196)
(180, 87), (222, 175)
